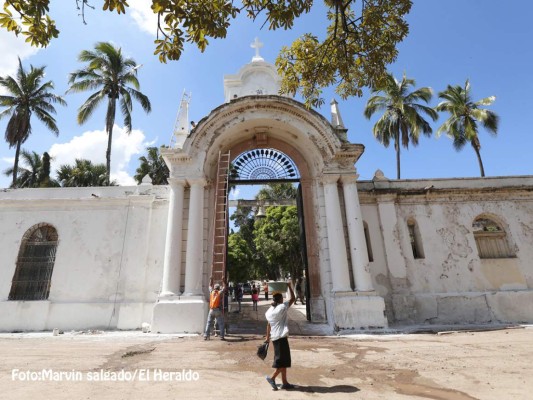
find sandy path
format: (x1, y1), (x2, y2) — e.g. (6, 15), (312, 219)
(0, 327), (530, 399)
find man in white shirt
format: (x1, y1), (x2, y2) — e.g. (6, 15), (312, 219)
(264, 282), (295, 390)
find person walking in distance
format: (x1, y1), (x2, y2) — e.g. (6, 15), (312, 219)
(235, 283), (243, 313)
(204, 276), (226, 340)
(252, 285), (259, 311)
(295, 278), (305, 305)
(263, 281), (269, 301)
(264, 282), (296, 390)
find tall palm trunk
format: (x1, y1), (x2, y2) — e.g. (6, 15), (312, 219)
(105, 98), (117, 186)
(472, 141), (485, 177)
(12, 140), (22, 187)
(395, 132), (401, 179)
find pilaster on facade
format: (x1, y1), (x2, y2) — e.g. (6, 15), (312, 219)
(340, 174), (375, 292)
(183, 178), (207, 296)
(375, 192), (407, 280)
(321, 174), (352, 292)
(160, 178), (186, 298)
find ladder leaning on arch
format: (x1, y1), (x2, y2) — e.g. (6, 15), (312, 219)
(211, 151), (231, 286)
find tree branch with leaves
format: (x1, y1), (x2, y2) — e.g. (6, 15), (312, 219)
(1, 0), (412, 107)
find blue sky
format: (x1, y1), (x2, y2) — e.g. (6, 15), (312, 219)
(1, 1), (532, 190)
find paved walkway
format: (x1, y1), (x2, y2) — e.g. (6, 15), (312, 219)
(225, 296), (332, 336)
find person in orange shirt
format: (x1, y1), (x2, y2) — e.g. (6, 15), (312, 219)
(204, 276), (226, 340)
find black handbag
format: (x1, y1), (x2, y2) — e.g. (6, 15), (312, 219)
(256, 341), (269, 360)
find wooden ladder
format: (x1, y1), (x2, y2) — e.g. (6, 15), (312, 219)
(211, 151), (231, 284)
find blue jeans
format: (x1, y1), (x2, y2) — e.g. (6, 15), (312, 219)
(204, 308), (224, 338)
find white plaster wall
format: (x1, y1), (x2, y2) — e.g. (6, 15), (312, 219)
(0, 186), (169, 332)
(360, 203), (395, 321)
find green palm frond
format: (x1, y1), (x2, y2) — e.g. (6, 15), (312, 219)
(77, 90), (106, 124)
(125, 87), (151, 113)
(436, 80), (499, 176)
(67, 41), (152, 185)
(364, 71), (436, 178)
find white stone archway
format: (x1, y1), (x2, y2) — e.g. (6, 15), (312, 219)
(152, 94), (387, 333)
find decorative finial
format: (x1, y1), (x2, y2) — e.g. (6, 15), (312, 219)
(330, 98), (345, 129)
(251, 37), (264, 62)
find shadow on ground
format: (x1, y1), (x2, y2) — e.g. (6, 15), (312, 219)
(289, 385), (360, 394)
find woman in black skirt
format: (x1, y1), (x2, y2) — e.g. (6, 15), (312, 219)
(264, 282), (296, 390)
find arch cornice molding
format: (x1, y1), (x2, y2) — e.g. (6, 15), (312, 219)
(160, 148), (192, 165)
(184, 95), (344, 163)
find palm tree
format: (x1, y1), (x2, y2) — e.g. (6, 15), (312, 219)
(134, 146), (169, 185)
(4, 149), (41, 188)
(0, 58), (66, 187)
(435, 80), (499, 177)
(3, 150), (58, 188)
(57, 159), (113, 187)
(67, 42), (151, 185)
(364, 72), (438, 179)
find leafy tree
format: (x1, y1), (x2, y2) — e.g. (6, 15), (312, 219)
(1, 1), (412, 106)
(227, 183), (300, 281)
(0, 1), (58, 47)
(254, 206), (303, 281)
(56, 159), (114, 187)
(0, 58), (66, 187)
(256, 182), (298, 201)
(364, 72), (437, 179)
(134, 146), (170, 185)
(255, 183), (301, 279)
(436, 80), (499, 177)
(227, 232), (255, 284)
(67, 41), (151, 185)
(3, 149), (58, 188)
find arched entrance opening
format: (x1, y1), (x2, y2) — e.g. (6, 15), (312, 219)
(221, 148), (312, 330)
(206, 135), (320, 332)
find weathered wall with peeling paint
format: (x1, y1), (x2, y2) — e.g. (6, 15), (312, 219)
(359, 175), (533, 326)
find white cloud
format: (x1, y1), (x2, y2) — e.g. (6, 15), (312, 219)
(0, 23), (39, 80)
(1, 156), (15, 165)
(128, 0), (158, 36)
(48, 125), (147, 186)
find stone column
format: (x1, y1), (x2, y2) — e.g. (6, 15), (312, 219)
(340, 174), (374, 291)
(322, 174), (352, 292)
(160, 178), (185, 297)
(183, 178), (206, 296)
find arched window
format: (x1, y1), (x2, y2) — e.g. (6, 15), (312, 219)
(363, 221), (374, 262)
(407, 218), (425, 259)
(473, 217), (514, 259)
(9, 223), (58, 301)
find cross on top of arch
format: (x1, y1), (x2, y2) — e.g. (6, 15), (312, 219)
(251, 37), (264, 61)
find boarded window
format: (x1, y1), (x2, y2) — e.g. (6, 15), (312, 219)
(363, 221), (374, 262)
(407, 219), (424, 259)
(9, 224), (58, 301)
(473, 217), (514, 259)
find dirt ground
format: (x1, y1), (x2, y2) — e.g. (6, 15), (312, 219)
(1, 327), (531, 400)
